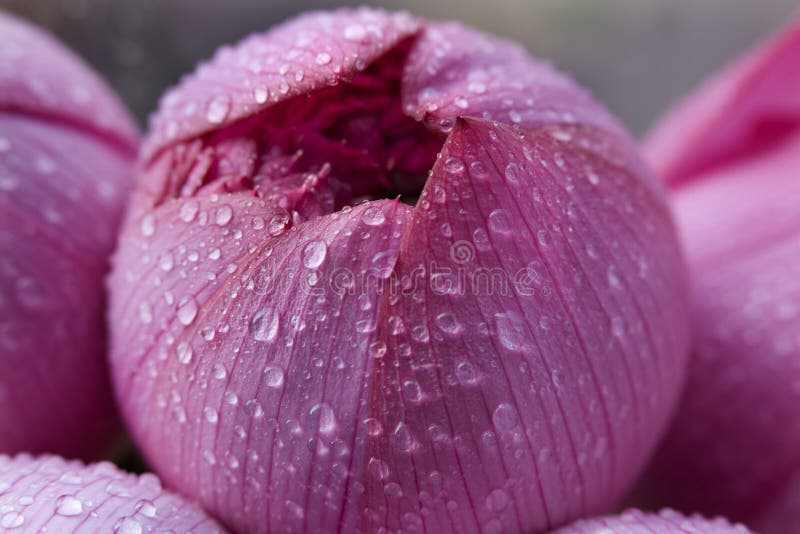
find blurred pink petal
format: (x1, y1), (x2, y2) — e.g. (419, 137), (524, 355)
(0, 11), (138, 458)
(550, 509), (752, 533)
(0, 454), (224, 532)
(109, 7), (690, 532)
(637, 14), (800, 533)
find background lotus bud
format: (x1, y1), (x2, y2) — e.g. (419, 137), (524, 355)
(0, 454), (224, 532)
(0, 12), (138, 458)
(109, 7), (690, 532)
(550, 508), (752, 533)
(635, 15), (800, 534)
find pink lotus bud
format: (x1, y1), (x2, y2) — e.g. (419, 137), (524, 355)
(0, 12), (138, 457)
(550, 508), (752, 534)
(636, 14), (800, 534)
(0, 454), (223, 532)
(109, 8), (690, 532)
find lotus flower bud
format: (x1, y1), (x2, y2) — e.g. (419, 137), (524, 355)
(109, 8), (690, 532)
(635, 15), (800, 534)
(0, 454), (223, 532)
(0, 11), (138, 458)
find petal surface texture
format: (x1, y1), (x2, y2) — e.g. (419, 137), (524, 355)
(550, 509), (752, 534)
(109, 7), (690, 533)
(0, 454), (224, 533)
(0, 11), (138, 457)
(638, 14), (800, 533)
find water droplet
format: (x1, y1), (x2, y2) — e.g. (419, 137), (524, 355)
(486, 488), (510, 512)
(55, 495), (83, 516)
(509, 110), (522, 123)
(202, 326), (216, 341)
(550, 129), (572, 142)
(492, 403), (519, 431)
(468, 81), (487, 94)
(364, 418), (383, 437)
(135, 499), (157, 518)
(177, 297), (198, 326)
(411, 325), (430, 343)
(607, 266), (622, 290)
(344, 24), (366, 42)
(310, 403), (337, 435)
(1, 511), (24, 529)
(315, 52), (332, 65)
(586, 169), (600, 185)
(455, 361), (478, 386)
(454, 96), (469, 109)
(444, 156), (465, 174)
(263, 366), (285, 388)
(504, 163), (521, 183)
(206, 95), (231, 124)
(392, 422), (414, 452)
(302, 240), (328, 268)
(138, 302), (153, 324)
(488, 209), (511, 234)
(215, 204), (233, 226)
(368, 457), (390, 480)
(139, 214), (156, 237)
(202, 449), (217, 465)
(611, 316), (625, 337)
(250, 307), (280, 342)
(435, 312), (462, 335)
(494, 312), (530, 352)
(402, 380), (422, 403)
(253, 85), (269, 104)
(176, 342), (193, 364)
(204, 406), (219, 423)
(361, 207), (386, 226)
(179, 200), (200, 222)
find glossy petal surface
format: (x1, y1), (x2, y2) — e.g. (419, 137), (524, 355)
(0, 12), (137, 457)
(0, 454), (224, 533)
(638, 15), (800, 533)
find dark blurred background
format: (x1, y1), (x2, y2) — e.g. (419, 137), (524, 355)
(0, 0), (795, 135)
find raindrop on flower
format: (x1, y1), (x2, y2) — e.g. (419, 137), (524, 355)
(206, 95), (231, 124)
(55, 495), (83, 516)
(302, 240), (328, 268)
(250, 307), (280, 342)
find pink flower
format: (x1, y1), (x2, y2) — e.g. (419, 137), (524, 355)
(551, 508), (752, 534)
(636, 15), (800, 533)
(0, 12), (138, 458)
(109, 8), (690, 532)
(0, 454), (223, 532)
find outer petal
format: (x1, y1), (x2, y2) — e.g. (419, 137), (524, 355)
(644, 14), (800, 186)
(109, 194), (412, 533)
(0, 13), (137, 459)
(0, 11), (138, 149)
(402, 22), (625, 138)
(142, 7), (420, 160)
(363, 119), (689, 533)
(550, 509), (752, 534)
(638, 13), (800, 532)
(0, 454), (224, 532)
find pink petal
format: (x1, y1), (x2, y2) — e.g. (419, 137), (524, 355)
(637, 14), (800, 533)
(402, 22), (625, 137)
(550, 508), (752, 533)
(142, 7), (420, 160)
(0, 14), (138, 458)
(644, 15), (800, 186)
(0, 454), (224, 532)
(0, 11), (138, 150)
(109, 195), (412, 533)
(362, 118), (688, 532)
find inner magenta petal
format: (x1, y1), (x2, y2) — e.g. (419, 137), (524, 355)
(151, 39), (443, 220)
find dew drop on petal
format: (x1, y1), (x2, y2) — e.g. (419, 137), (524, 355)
(139, 214), (156, 237)
(488, 209), (511, 235)
(302, 240), (328, 268)
(361, 207), (386, 226)
(176, 342), (193, 364)
(179, 200), (200, 222)
(250, 307), (280, 342)
(55, 495), (83, 516)
(206, 95), (231, 124)
(214, 204), (233, 226)
(492, 403), (519, 431)
(263, 365), (285, 388)
(177, 297), (198, 326)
